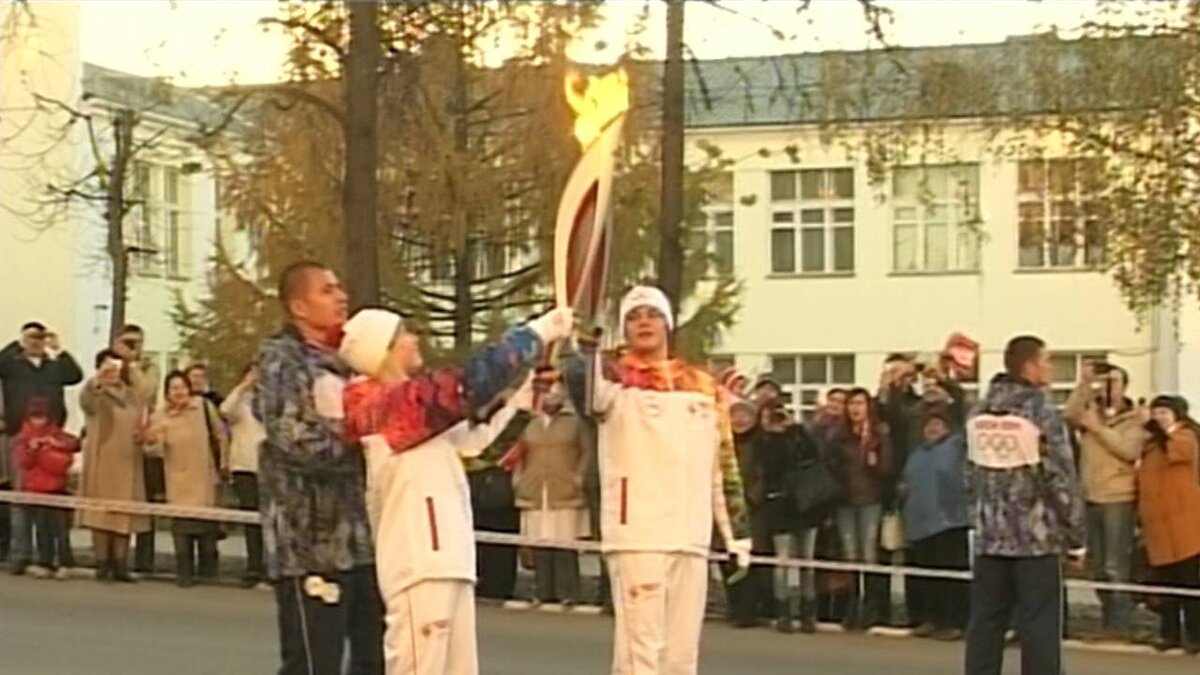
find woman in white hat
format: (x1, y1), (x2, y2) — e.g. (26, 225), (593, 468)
(564, 285), (752, 675)
(340, 306), (573, 675)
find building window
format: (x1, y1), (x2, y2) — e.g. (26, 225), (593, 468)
(1048, 351), (1107, 406)
(130, 162), (186, 279)
(1017, 159), (1104, 269)
(770, 353), (856, 421)
(891, 164), (981, 273)
(700, 172), (734, 278)
(769, 168), (854, 275)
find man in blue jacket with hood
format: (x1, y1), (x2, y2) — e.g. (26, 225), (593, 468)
(964, 335), (1086, 675)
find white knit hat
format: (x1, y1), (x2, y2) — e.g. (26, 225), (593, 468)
(339, 308), (404, 376)
(619, 285), (674, 332)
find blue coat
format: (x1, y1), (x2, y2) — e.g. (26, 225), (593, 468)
(902, 432), (969, 544)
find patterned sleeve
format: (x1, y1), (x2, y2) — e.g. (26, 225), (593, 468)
(460, 325), (544, 418)
(714, 394), (751, 541)
(1037, 402), (1086, 550)
(344, 370), (466, 453)
(254, 343), (356, 477)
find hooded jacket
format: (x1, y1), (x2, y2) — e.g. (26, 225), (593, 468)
(967, 373), (1085, 558)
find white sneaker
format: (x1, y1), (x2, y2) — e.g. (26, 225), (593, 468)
(54, 567), (71, 581)
(27, 565), (50, 579)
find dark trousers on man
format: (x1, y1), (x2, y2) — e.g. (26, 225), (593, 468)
(965, 555), (1063, 675)
(134, 458), (165, 572)
(231, 472), (265, 582)
(275, 565), (384, 675)
(907, 527), (969, 630)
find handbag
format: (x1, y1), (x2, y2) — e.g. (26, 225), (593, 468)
(880, 510), (906, 552)
(468, 465), (515, 511)
(792, 457), (842, 515)
(201, 399), (224, 476)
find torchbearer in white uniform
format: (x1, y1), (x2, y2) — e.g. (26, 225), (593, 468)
(339, 307), (574, 675)
(563, 285), (752, 675)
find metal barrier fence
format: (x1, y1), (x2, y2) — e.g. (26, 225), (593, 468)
(3, 489), (1199, 599)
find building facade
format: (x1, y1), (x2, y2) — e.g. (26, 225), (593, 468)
(682, 42), (1198, 417)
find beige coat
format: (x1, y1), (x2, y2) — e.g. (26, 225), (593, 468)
(1064, 382), (1146, 503)
(149, 398), (227, 509)
(515, 411), (588, 510)
(79, 379), (150, 535)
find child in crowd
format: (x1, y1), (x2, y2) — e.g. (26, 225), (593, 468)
(13, 397), (79, 580)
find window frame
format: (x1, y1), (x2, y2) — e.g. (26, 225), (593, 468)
(768, 353), (857, 422)
(768, 168), (855, 276)
(1047, 350), (1108, 406)
(1016, 158), (1105, 271)
(890, 163), (982, 274)
(129, 161), (187, 280)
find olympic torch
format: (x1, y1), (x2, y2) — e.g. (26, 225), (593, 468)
(553, 68), (629, 416)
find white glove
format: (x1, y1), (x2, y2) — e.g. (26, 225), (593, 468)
(529, 306), (575, 344)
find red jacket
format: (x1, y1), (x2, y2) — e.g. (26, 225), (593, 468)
(14, 426), (79, 494)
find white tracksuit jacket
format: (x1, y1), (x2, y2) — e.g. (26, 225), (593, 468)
(586, 367), (747, 555)
(364, 403), (523, 596)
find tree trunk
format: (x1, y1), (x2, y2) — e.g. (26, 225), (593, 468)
(343, 0), (382, 310)
(656, 0), (686, 312)
(106, 109), (134, 343)
(451, 12), (474, 353)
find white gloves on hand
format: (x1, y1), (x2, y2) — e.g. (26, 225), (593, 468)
(529, 306), (576, 344)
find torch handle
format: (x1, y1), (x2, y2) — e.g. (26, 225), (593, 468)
(584, 327), (603, 418)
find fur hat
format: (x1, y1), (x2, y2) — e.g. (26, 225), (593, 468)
(339, 309), (404, 377)
(619, 285), (674, 332)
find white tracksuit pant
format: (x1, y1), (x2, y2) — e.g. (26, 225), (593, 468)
(608, 552), (709, 675)
(383, 579), (478, 675)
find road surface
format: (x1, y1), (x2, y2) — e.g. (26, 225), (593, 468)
(0, 574), (1193, 674)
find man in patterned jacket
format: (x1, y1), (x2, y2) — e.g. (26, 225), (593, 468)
(253, 261), (382, 675)
(565, 285), (752, 675)
(964, 335), (1086, 675)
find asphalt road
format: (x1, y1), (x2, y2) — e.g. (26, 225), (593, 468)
(0, 574), (1195, 675)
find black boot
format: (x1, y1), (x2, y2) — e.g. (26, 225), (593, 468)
(800, 598), (817, 634)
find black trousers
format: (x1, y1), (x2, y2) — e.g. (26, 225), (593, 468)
(173, 532), (219, 582)
(473, 505), (519, 600)
(0, 481), (11, 560)
(532, 547), (581, 603)
(907, 527), (969, 630)
(275, 565), (384, 675)
(965, 555), (1063, 675)
(134, 458), (165, 572)
(231, 472), (265, 580)
(1153, 554), (1200, 646)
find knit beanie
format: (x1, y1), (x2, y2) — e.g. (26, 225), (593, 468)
(619, 285), (674, 332)
(339, 309), (404, 377)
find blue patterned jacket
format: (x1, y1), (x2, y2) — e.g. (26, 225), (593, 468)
(253, 325), (370, 579)
(967, 373), (1086, 558)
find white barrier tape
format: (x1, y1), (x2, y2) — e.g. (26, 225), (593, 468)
(5, 490), (1200, 599)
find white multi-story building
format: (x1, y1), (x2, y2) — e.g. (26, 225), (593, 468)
(683, 41), (1199, 417)
(1, 2), (238, 428)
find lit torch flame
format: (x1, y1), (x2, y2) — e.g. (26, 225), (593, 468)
(564, 68), (630, 149)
